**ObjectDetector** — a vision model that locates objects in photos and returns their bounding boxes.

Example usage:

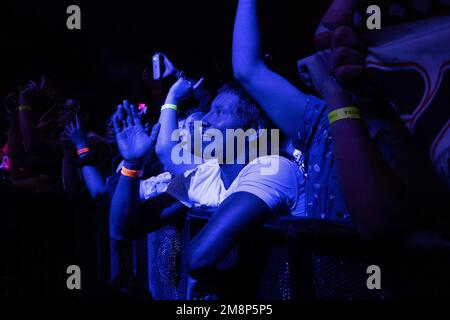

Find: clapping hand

[64,115,88,149]
[113,100,160,165]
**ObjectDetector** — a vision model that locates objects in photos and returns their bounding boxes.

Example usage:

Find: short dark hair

[218,81,273,130]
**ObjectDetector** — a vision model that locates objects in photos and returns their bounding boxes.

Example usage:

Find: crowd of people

[1,0,449,300]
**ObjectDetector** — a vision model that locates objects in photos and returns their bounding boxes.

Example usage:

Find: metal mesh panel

[147,224,182,300]
[312,254,386,300]
[256,244,293,300]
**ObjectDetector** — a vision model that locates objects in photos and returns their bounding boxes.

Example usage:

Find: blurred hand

[19,81,38,105]
[314,0,357,49]
[37,104,59,131]
[167,77,204,104]
[157,52,179,78]
[298,51,352,109]
[4,92,18,114]
[63,115,88,149]
[39,76,57,99]
[113,100,160,164]
[329,26,366,82]
[314,0,366,83]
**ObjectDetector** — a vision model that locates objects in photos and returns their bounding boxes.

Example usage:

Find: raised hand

[19,81,38,105]
[298,51,352,109]
[113,100,161,164]
[314,0,357,49]
[314,0,366,83]
[64,115,88,149]
[4,92,18,114]
[166,76,205,104]
[39,76,57,99]
[157,52,179,79]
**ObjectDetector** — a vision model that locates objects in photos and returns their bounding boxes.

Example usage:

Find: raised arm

[155,76,203,176]
[64,119,109,200]
[18,80,64,155]
[109,100,160,240]
[18,81,42,153]
[303,51,444,238]
[232,0,310,139]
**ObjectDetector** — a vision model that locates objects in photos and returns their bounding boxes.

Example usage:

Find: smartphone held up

[152,53,164,80]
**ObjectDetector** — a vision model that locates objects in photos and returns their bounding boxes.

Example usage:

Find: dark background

[1,0,328,133]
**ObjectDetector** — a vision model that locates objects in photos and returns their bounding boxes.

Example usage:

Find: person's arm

[7,111,26,177]
[305,51,434,238]
[8,106,57,190]
[232,0,311,139]
[314,0,357,49]
[18,81,41,153]
[61,143,83,198]
[18,81,63,155]
[185,192,271,279]
[80,166,108,200]
[64,118,109,200]
[109,100,161,241]
[155,77,203,176]
[110,164,143,241]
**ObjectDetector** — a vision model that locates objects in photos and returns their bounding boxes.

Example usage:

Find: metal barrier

[182,210,450,300]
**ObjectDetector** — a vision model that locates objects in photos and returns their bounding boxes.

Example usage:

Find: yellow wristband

[161,104,178,112]
[328,107,361,124]
[121,166,142,178]
[18,105,32,112]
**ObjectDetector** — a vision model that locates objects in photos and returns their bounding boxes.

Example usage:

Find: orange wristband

[121,166,142,178]
[77,147,90,157]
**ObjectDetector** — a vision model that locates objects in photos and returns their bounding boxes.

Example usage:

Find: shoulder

[234,155,303,213]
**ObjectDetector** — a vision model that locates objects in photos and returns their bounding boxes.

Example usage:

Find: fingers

[192,78,205,91]
[117,104,128,129]
[28,80,38,91]
[22,84,34,92]
[297,57,313,87]
[64,121,75,135]
[314,31,333,51]
[333,65,365,82]
[75,114,80,129]
[40,76,46,90]
[159,52,172,67]
[148,122,161,143]
[122,100,134,126]
[332,46,365,68]
[157,52,167,61]
[320,0,357,30]
[113,113,122,136]
[130,104,140,125]
[332,26,366,51]
[330,26,366,82]
[315,0,367,83]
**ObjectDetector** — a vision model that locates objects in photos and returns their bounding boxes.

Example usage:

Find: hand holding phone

[152,53,164,80]
[152,52,180,80]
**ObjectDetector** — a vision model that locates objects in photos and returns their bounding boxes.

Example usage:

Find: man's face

[197,92,247,160]
[201,92,246,136]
